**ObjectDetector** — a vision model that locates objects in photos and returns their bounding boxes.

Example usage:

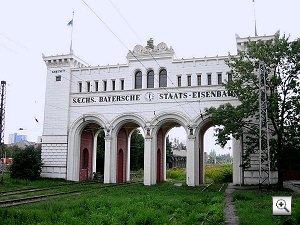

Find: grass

[0,182,225,225]
[2,168,300,225]
[166,167,186,183]
[0,172,72,191]
[205,164,232,183]
[233,189,300,225]
[166,164,233,184]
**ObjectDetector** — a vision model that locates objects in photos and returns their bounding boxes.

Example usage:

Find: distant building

[171,149,186,168]
[8,133,27,144]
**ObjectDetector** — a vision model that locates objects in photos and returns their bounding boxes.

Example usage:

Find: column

[232,137,242,185]
[92,134,98,175]
[126,135,131,182]
[104,136,112,183]
[186,135,198,186]
[144,137,153,185]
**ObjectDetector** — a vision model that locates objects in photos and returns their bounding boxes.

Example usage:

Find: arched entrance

[197,121,232,184]
[152,114,189,184]
[79,123,104,181]
[115,121,145,183]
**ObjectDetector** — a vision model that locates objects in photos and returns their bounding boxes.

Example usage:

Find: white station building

[41,35,277,186]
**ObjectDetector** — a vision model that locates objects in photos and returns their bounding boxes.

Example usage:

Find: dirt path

[224,183,239,225]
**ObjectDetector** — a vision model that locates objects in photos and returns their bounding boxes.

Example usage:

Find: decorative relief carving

[133,45,143,53]
[129,41,174,58]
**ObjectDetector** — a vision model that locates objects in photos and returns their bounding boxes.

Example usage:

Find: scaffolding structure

[0,81,6,146]
[0,81,6,182]
[258,64,271,187]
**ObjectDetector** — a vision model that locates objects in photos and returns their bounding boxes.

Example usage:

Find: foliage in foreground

[167,164,233,184]
[206,33,300,188]
[205,164,232,183]
[0,172,70,191]
[233,190,300,225]
[0,183,225,225]
[10,146,43,180]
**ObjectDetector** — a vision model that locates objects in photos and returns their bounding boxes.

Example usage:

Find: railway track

[0,182,142,208]
[201,183,226,192]
[0,180,101,196]
[0,182,224,208]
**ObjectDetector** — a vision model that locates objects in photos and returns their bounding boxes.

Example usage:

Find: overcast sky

[1,0,299,154]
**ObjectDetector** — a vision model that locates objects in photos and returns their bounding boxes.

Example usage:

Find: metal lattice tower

[258,64,271,187]
[0,81,6,183]
[0,81,6,146]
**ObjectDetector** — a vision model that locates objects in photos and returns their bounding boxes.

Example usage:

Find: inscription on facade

[71,90,235,105]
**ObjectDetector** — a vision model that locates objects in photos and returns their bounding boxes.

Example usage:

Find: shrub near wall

[205,164,232,183]
[166,167,186,182]
[166,164,233,183]
[10,146,43,180]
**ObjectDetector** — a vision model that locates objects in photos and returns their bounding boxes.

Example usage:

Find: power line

[105,0,200,115]
[80,0,196,118]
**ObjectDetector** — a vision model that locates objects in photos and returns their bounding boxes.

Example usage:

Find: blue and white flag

[67,19,73,26]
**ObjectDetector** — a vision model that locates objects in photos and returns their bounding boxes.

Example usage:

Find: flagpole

[252,0,258,36]
[69,11,74,53]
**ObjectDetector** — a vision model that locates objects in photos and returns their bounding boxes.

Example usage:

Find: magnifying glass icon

[276,199,290,213]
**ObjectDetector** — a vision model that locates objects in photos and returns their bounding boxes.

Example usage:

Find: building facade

[41,35,278,185]
[8,133,27,144]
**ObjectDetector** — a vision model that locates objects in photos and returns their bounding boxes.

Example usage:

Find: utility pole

[258,64,271,188]
[0,81,7,183]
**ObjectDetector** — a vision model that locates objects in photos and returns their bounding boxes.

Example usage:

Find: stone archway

[67,115,107,181]
[112,115,146,184]
[197,119,213,184]
[150,113,190,185]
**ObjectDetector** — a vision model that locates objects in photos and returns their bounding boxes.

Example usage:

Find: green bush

[166,167,186,182]
[167,165,233,183]
[205,164,232,183]
[10,146,43,180]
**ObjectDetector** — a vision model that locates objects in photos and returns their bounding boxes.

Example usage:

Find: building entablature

[42,53,88,68]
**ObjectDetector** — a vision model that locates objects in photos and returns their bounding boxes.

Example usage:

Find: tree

[96,130,105,174]
[208,149,217,164]
[166,136,173,168]
[206,33,300,189]
[130,129,144,171]
[146,38,154,50]
[10,145,43,180]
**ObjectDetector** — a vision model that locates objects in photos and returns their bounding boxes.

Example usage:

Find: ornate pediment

[127,39,174,60]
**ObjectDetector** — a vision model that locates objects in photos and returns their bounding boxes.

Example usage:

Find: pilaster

[186,134,198,186]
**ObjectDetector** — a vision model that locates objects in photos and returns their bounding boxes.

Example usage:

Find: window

[159,69,167,87]
[103,80,107,91]
[147,70,154,88]
[112,80,116,91]
[217,73,222,85]
[78,82,82,92]
[187,75,191,86]
[87,81,91,92]
[95,81,99,92]
[120,79,124,90]
[227,72,232,82]
[207,73,212,85]
[197,74,201,86]
[135,71,142,89]
[55,75,61,81]
[177,75,182,87]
